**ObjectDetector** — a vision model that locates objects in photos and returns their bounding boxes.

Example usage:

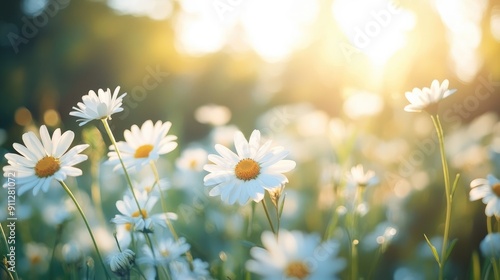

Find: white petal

[54,131,75,158]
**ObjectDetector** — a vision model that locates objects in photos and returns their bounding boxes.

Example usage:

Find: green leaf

[445,238,458,262]
[240,240,259,248]
[451,173,461,199]
[424,234,441,265]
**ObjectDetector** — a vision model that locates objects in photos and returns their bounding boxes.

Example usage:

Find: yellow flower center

[30,255,42,265]
[131,209,148,218]
[160,249,170,257]
[125,223,133,231]
[493,183,500,197]
[34,156,60,178]
[235,158,260,181]
[134,144,154,158]
[285,261,310,279]
[189,159,198,170]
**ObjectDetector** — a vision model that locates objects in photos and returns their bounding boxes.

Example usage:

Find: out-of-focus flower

[70,86,126,126]
[209,125,239,148]
[138,237,190,279]
[170,258,212,280]
[470,174,500,217]
[343,90,384,120]
[404,79,456,113]
[133,176,170,195]
[480,233,500,258]
[246,230,345,280]
[346,164,378,188]
[107,120,177,173]
[62,241,82,264]
[23,242,50,273]
[2,125,89,195]
[139,237,190,265]
[111,191,177,232]
[393,266,425,280]
[108,249,135,277]
[176,147,208,172]
[195,104,231,126]
[362,222,398,251]
[203,129,296,205]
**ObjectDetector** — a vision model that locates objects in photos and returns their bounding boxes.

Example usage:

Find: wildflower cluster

[2,79,500,280]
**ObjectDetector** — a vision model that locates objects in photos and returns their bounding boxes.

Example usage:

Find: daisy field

[1,1,500,279]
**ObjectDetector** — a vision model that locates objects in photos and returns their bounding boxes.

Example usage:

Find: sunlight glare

[332,0,416,67]
[491,6,500,42]
[434,0,488,82]
[107,0,173,20]
[241,0,318,62]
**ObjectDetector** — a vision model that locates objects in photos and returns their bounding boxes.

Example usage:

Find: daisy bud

[108,249,135,277]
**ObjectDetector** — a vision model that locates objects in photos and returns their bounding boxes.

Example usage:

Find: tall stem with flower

[203,130,296,238]
[404,79,460,280]
[2,125,111,279]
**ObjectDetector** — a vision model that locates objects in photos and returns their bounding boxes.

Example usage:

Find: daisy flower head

[107,120,178,173]
[347,164,378,188]
[170,258,212,280]
[111,191,177,232]
[203,129,296,205]
[470,174,500,217]
[246,230,346,280]
[138,237,191,279]
[138,237,190,266]
[404,79,456,114]
[3,125,89,196]
[176,147,208,172]
[70,86,126,126]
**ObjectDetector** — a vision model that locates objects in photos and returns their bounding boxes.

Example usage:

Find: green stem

[431,115,452,280]
[261,199,276,235]
[101,119,143,216]
[58,180,110,280]
[351,239,359,280]
[488,216,500,280]
[144,233,161,280]
[150,162,194,268]
[0,224,17,280]
[90,155,106,226]
[101,120,159,278]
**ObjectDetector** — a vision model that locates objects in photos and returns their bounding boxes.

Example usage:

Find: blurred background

[1,0,500,279]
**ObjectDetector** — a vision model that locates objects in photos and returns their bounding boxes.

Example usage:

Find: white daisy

[61,241,82,264]
[107,120,178,173]
[169,258,212,280]
[470,174,500,217]
[133,176,170,195]
[246,230,346,280]
[23,242,50,273]
[176,147,208,172]
[346,164,378,188]
[69,86,126,126]
[138,237,190,279]
[111,191,177,232]
[203,130,296,205]
[138,237,190,265]
[404,79,456,113]
[2,125,89,196]
[108,249,135,277]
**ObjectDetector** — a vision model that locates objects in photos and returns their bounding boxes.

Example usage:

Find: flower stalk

[58,180,110,280]
[430,114,455,280]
